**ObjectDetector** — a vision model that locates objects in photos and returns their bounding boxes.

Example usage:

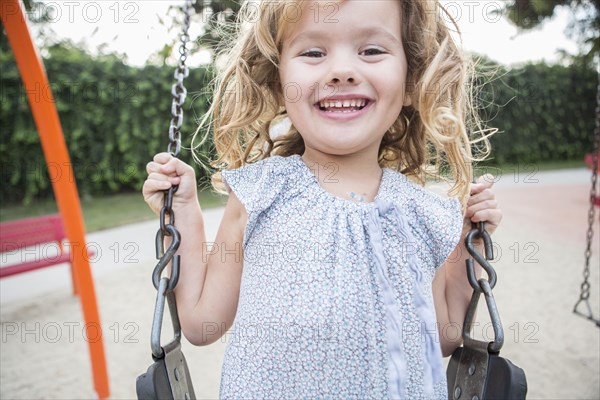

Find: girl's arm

[432,175,502,356]
[143,153,247,346]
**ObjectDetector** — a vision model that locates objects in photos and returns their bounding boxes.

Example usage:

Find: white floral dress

[220,155,462,399]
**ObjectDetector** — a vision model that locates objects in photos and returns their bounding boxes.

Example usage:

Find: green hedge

[477,59,596,165]
[1,43,212,204]
[0,43,596,204]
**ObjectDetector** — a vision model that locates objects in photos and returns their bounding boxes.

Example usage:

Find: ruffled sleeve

[405,182,464,270]
[220,156,296,247]
[386,173,463,271]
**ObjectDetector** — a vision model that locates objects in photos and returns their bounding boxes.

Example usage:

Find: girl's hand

[143,152,198,216]
[464,174,502,235]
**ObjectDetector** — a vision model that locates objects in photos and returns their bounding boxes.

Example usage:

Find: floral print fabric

[220,155,462,399]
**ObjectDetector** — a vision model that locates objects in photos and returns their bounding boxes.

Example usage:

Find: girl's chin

[302,137,381,157]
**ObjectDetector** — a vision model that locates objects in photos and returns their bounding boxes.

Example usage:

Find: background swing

[572,80,600,328]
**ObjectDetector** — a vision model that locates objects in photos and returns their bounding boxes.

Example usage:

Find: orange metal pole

[1,1,110,398]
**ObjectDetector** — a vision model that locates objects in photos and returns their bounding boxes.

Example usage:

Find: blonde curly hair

[193,0,492,206]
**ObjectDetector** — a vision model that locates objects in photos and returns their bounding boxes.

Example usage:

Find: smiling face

[279,0,409,161]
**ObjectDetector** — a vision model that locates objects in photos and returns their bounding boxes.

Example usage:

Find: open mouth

[317,99,369,113]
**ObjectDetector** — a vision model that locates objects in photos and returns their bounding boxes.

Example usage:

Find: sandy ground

[1,168,599,399]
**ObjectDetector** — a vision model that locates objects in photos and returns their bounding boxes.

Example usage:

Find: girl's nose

[325,54,359,85]
[329,76,355,84]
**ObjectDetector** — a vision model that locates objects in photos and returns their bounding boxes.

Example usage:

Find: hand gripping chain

[137,2,196,399]
[446,179,527,400]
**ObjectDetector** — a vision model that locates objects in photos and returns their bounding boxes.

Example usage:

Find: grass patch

[0,189,227,232]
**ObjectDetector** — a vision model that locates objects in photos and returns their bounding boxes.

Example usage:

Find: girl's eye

[300,49,325,58]
[360,47,386,56]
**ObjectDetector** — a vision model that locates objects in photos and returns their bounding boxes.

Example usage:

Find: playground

[1,0,599,398]
[1,168,599,399]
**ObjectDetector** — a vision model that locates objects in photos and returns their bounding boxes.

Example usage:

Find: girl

[143,0,501,398]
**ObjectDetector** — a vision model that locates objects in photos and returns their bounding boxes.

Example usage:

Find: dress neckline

[290,154,389,208]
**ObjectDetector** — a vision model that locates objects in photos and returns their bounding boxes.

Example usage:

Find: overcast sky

[26,0,581,67]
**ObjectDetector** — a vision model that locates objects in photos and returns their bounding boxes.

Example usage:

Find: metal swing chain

[140,3,197,399]
[447,183,510,400]
[573,79,600,327]
[151,0,194,357]
[463,199,504,354]
[167,0,193,159]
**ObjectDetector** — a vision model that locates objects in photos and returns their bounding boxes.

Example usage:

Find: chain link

[167,0,193,158]
[159,0,193,240]
[143,3,196,397]
[461,178,505,350]
[573,76,600,327]
[151,0,193,326]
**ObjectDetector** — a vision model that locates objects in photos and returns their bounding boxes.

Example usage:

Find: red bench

[0,214,94,293]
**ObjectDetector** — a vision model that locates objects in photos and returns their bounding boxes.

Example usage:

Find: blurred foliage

[0,0,63,52]
[1,41,596,204]
[156,0,242,65]
[1,0,596,204]
[474,55,596,165]
[1,0,44,53]
[163,1,599,61]
[506,0,570,28]
[1,41,214,204]
[503,0,600,57]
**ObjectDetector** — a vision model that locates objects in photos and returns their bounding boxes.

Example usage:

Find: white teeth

[318,99,367,110]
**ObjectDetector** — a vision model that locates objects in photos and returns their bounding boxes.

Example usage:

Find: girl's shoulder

[221,155,305,214]
[221,155,300,193]
[382,170,461,214]
[383,170,463,268]
[222,155,296,181]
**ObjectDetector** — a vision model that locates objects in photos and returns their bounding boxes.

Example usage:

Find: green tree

[1,0,52,53]
[504,0,599,57]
